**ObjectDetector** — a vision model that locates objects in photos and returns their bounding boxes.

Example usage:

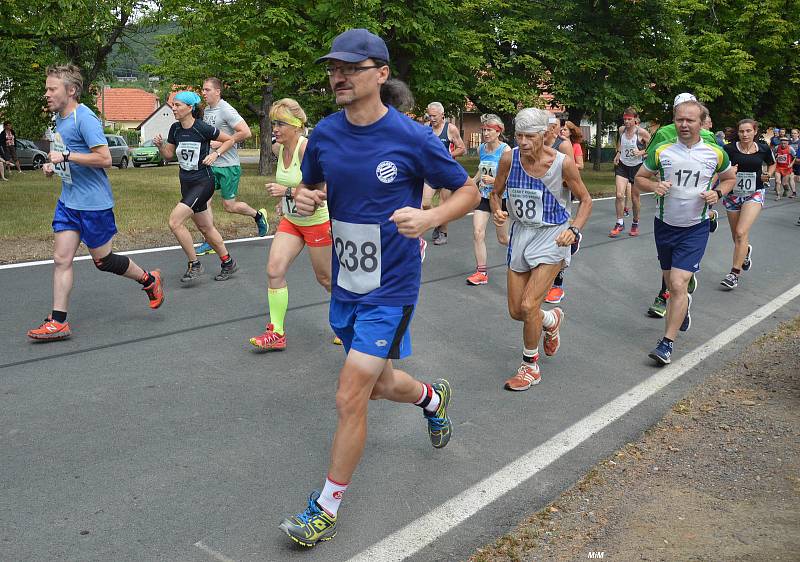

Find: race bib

[507,187,543,226]
[177,141,201,171]
[281,192,298,216]
[776,153,787,164]
[331,220,381,294]
[51,135,72,184]
[734,171,757,196]
[666,167,706,200]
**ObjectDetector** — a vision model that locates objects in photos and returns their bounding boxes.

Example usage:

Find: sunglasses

[271,120,294,128]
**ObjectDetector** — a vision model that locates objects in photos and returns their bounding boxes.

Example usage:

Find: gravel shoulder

[470,317,800,562]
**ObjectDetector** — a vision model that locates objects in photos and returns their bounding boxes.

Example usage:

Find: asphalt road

[2,196,799,561]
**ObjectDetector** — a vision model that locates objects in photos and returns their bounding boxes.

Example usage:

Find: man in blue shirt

[28,64,164,341]
[279,29,479,548]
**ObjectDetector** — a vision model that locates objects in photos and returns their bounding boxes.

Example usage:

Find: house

[137,92,178,144]
[95,87,158,130]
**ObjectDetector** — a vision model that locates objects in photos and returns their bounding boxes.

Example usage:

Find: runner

[28,64,164,341]
[0,122,23,174]
[545,120,585,304]
[466,113,511,285]
[635,99,735,365]
[791,129,800,198]
[644,93,716,318]
[249,98,338,350]
[773,136,796,199]
[421,101,466,245]
[610,108,650,237]
[154,91,239,283]
[278,29,479,548]
[719,119,775,290]
[490,107,592,391]
[194,77,268,256]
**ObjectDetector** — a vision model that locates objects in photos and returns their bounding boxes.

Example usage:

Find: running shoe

[687,274,698,295]
[790,192,797,199]
[648,338,673,366]
[27,316,71,341]
[180,261,204,283]
[629,222,640,237]
[680,293,692,332]
[543,307,564,356]
[647,293,668,318]
[570,232,582,255]
[720,272,738,290]
[214,259,239,281]
[433,232,448,245]
[419,238,427,263]
[742,244,752,271]
[545,286,564,304]
[624,207,630,217]
[432,226,441,242]
[796,216,800,226]
[332,335,342,345]
[608,223,624,238]
[708,209,719,233]
[466,271,488,285]
[424,379,452,448]
[256,208,269,237]
[195,241,215,255]
[142,269,164,309]
[250,324,286,350]
[504,362,541,391]
[279,491,337,547]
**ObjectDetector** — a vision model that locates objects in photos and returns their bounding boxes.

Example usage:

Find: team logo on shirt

[376,161,398,183]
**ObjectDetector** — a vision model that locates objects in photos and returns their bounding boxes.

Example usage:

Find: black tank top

[551,137,563,150]
[436,121,450,151]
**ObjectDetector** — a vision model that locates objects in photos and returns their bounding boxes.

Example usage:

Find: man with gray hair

[422,101,466,245]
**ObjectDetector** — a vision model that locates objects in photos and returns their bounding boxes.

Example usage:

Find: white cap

[515,108,551,134]
[673,92,697,107]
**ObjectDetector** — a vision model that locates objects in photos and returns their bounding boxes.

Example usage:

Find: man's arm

[448,123,466,158]
[391,177,479,237]
[231,120,252,143]
[634,165,670,195]
[490,151,512,226]
[48,144,111,168]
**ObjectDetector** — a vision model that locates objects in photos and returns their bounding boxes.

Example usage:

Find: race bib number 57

[331,220,381,294]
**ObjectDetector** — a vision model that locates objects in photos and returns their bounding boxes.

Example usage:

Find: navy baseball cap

[316,28,390,64]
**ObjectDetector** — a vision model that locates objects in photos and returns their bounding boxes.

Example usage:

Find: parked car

[13,139,48,169]
[104,134,130,169]
[130,139,169,167]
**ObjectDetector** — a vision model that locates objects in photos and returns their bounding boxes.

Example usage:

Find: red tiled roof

[96,88,158,122]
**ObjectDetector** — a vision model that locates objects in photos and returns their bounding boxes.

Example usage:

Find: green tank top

[276,137,329,226]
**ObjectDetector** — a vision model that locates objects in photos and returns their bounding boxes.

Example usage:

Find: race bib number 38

[331,220,381,294]
[177,141,201,171]
[507,187,543,226]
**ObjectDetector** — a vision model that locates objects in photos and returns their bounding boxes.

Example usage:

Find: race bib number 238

[331,220,381,294]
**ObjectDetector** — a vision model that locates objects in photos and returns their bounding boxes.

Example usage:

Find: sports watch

[62,149,70,162]
[568,226,580,237]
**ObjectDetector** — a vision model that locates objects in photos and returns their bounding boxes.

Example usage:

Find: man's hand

[700,189,721,205]
[48,151,64,164]
[481,175,495,186]
[42,162,54,177]
[266,182,288,197]
[390,207,434,238]
[653,179,672,196]
[493,208,509,227]
[555,229,577,247]
[293,186,326,216]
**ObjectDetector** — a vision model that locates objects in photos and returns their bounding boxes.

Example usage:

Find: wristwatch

[286,186,292,198]
[712,188,723,199]
[62,149,70,162]
[568,226,580,237]
[214,150,222,157]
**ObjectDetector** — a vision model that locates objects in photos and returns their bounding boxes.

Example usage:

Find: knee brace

[93,252,130,275]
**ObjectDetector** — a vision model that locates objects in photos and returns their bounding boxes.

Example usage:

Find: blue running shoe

[680,293,692,332]
[424,379,452,448]
[648,338,673,366]
[195,241,215,256]
[256,208,269,237]
[279,491,337,547]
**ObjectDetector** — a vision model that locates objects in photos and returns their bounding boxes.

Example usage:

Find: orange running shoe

[27,317,71,341]
[544,286,564,304]
[250,324,286,351]
[466,271,488,285]
[142,270,164,309]
[504,361,541,391]
[543,307,564,356]
[608,223,624,237]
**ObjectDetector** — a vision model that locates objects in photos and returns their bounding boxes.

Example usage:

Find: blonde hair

[269,98,306,125]
[46,64,84,100]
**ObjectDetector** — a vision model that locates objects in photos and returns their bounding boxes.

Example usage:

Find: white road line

[348,282,800,562]
[194,540,237,562]
[0,194,639,271]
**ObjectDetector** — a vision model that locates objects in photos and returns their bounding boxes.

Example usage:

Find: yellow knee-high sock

[268,286,288,335]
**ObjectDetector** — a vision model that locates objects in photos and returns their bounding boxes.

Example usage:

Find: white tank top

[620,129,643,166]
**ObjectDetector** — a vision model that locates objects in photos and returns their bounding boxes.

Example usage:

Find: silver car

[104,134,130,169]
[12,139,48,169]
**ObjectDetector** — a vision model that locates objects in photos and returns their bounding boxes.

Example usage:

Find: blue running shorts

[52,199,117,249]
[329,297,415,360]
[653,217,710,273]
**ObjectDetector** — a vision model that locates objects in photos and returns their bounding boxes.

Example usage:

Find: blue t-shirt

[302,106,468,306]
[53,104,114,211]
[477,142,508,198]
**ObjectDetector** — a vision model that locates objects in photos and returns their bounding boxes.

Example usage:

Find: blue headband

[175,91,201,107]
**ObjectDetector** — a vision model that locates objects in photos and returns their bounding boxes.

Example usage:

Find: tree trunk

[593,106,603,172]
[258,82,274,176]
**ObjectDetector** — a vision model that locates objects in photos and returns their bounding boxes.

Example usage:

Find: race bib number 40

[734,171,757,196]
[177,141,201,171]
[51,135,72,184]
[331,220,381,294]
[507,187,543,226]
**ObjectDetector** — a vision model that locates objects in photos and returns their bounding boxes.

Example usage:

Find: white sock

[317,476,348,517]
[616,219,624,226]
[541,309,557,329]
[415,383,441,414]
